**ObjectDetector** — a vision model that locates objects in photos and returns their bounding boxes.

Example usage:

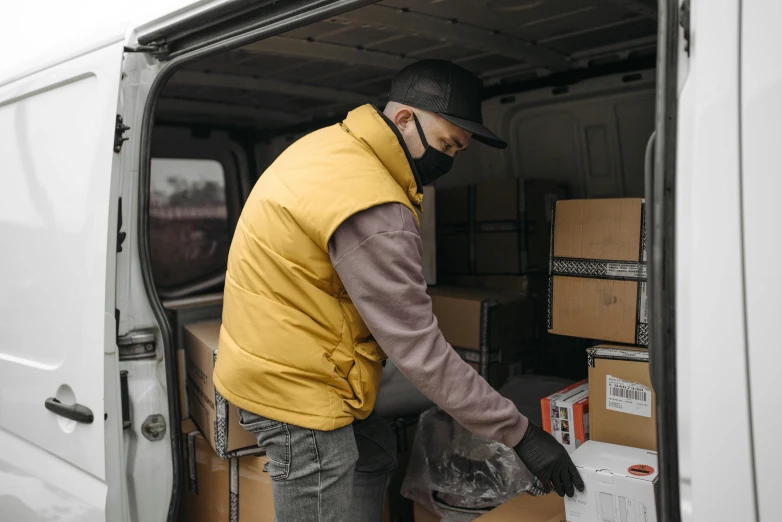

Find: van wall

[253,70,655,197]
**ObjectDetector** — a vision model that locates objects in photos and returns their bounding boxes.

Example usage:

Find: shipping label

[606,375,652,418]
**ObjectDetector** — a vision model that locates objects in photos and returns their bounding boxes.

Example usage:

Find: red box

[540,380,589,453]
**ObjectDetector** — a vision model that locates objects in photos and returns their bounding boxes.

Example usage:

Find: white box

[565,441,658,522]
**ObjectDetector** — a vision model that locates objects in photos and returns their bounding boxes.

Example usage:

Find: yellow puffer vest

[213,105,423,431]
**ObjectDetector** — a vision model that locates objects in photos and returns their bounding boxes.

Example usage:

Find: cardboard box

[565,441,658,522]
[181,419,230,522]
[428,286,535,387]
[238,453,276,522]
[474,179,568,273]
[184,321,259,458]
[414,502,440,522]
[180,420,272,522]
[547,199,648,346]
[541,380,589,453]
[436,180,568,276]
[587,346,656,451]
[475,493,565,521]
[164,294,224,420]
[417,185,437,285]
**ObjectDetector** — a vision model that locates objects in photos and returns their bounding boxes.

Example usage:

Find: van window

[150,158,230,289]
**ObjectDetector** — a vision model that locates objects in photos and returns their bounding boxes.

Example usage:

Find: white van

[0,0,778,521]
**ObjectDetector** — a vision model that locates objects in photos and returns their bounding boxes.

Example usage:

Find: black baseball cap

[388,59,507,149]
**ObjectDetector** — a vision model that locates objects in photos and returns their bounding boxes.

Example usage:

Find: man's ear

[393,108,414,132]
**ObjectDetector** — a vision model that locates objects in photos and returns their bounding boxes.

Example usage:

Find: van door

[0,42,124,520]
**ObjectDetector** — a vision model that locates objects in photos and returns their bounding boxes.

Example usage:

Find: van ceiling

[157,0,657,134]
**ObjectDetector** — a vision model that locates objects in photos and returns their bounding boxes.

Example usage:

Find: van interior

[135,0,663,520]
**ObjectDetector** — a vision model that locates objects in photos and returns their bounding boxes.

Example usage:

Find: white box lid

[571,441,659,482]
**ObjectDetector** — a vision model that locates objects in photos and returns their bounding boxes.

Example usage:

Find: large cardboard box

[428,286,535,387]
[587,346,656,451]
[547,199,648,346]
[541,380,589,453]
[475,179,568,273]
[436,180,568,277]
[180,420,273,522]
[181,419,231,522]
[565,441,658,522]
[184,321,259,458]
[164,294,224,420]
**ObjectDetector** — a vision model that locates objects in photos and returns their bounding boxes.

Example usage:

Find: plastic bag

[401,408,546,521]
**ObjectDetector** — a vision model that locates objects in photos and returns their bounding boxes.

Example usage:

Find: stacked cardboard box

[180,419,274,522]
[547,198,648,346]
[428,286,536,388]
[436,179,568,278]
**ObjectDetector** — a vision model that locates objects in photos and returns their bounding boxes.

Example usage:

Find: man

[213,60,583,521]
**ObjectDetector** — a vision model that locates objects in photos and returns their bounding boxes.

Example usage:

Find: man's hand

[514,423,585,497]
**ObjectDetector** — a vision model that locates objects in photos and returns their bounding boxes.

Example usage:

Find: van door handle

[45,397,95,424]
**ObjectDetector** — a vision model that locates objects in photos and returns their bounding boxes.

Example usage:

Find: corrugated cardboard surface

[548,199,645,345]
[184,321,258,456]
[414,502,440,522]
[428,286,533,387]
[238,454,275,521]
[474,493,565,521]
[180,420,230,522]
[180,420,275,522]
[588,345,657,451]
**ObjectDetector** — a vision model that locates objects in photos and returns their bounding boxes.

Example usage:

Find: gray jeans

[238,409,398,522]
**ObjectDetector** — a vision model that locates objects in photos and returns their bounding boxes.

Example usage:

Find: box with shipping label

[541,380,589,453]
[565,441,658,522]
[547,198,648,346]
[180,420,272,522]
[587,346,656,451]
[184,321,260,458]
[428,286,535,388]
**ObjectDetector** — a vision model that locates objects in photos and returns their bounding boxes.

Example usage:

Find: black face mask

[412,115,453,185]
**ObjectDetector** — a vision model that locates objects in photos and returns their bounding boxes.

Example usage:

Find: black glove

[514,423,585,497]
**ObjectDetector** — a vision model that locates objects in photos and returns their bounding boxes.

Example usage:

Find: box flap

[544,380,588,405]
[182,418,198,434]
[587,345,648,367]
[571,441,658,482]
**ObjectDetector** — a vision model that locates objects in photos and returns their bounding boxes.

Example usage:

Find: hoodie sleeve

[329,203,528,448]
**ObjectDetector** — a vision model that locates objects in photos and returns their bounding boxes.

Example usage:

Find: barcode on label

[610,386,647,402]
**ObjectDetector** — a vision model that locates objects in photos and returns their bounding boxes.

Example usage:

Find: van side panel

[0,42,124,520]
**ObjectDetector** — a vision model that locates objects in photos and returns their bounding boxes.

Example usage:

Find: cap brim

[440,113,507,149]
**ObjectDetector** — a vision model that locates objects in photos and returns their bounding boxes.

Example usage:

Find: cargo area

[145,1,660,520]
